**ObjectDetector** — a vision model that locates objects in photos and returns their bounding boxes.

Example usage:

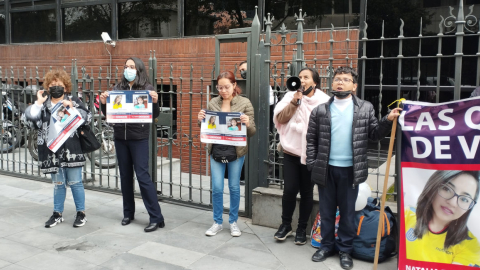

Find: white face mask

[124,68,137,82]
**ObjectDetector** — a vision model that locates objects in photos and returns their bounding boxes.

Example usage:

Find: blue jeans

[51,167,85,213]
[210,155,245,224]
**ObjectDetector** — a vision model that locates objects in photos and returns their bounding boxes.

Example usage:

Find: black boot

[294,227,307,245]
[339,251,353,269]
[274,224,292,241]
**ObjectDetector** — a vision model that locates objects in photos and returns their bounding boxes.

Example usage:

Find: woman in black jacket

[100,57,164,232]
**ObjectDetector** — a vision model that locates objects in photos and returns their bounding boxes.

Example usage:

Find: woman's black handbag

[78,125,101,153]
[211,144,237,163]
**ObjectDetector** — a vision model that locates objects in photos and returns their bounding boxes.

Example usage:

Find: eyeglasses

[216,84,234,92]
[124,65,136,70]
[437,184,477,211]
[333,77,354,84]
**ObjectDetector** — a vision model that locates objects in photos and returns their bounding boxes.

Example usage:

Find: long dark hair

[116,57,151,90]
[299,67,320,89]
[414,170,479,250]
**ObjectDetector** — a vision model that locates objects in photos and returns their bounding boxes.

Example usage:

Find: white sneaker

[205,223,223,236]
[230,222,242,237]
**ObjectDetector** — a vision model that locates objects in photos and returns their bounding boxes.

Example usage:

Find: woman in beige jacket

[197,71,256,237]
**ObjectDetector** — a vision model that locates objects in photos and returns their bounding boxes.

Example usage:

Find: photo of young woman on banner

[402,169,480,266]
[399,97,480,269]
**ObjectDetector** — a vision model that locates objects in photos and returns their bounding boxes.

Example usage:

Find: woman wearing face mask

[24,69,92,228]
[405,170,480,265]
[99,57,164,233]
[272,67,330,244]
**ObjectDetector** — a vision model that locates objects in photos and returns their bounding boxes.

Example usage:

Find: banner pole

[373,110,399,270]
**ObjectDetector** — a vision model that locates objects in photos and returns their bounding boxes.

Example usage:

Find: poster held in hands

[47,103,84,153]
[106,90,152,123]
[200,110,246,146]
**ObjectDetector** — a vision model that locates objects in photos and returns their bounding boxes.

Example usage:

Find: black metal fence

[261,0,479,202]
[0,0,478,216]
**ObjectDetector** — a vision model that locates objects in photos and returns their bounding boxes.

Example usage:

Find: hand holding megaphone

[286,76,313,106]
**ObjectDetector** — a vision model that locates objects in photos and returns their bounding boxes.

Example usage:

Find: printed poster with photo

[200,110,247,146]
[398,97,480,270]
[106,90,152,123]
[47,103,84,153]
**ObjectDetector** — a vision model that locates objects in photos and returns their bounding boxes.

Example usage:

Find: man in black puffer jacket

[306,67,401,269]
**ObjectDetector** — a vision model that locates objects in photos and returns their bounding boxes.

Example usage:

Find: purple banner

[399,97,480,165]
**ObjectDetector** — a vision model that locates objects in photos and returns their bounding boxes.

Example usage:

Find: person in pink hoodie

[273,67,330,244]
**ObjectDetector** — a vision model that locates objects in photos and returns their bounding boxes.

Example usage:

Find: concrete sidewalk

[0,175,397,270]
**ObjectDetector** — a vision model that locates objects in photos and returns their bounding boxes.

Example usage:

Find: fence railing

[0,61,257,215]
[0,0,478,215]
[260,0,479,204]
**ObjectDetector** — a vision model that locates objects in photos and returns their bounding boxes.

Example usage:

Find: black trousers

[281,153,314,229]
[318,165,358,254]
[115,139,164,223]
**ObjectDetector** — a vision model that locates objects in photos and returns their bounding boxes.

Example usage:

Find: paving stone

[16,251,98,270]
[0,221,29,238]
[0,210,47,228]
[6,229,73,251]
[129,242,205,268]
[0,239,44,263]
[224,233,270,252]
[0,264,30,270]
[77,230,146,252]
[0,174,395,270]
[159,203,206,221]
[321,255,396,270]
[209,243,282,270]
[84,204,124,221]
[52,239,120,265]
[0,259,11,268]
[246,222,278,239]
[10,204,52,216]
[172,221,233,242]
[152,230,226,254]
[0,185,30,199]
[101,253,184,270]
[264,241,329,270]
[188,255,271,270]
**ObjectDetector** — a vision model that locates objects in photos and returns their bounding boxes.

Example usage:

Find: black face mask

[240,70,247,79]
[331,90,352,99]
[302,86,314,96]
[49,86,65,99]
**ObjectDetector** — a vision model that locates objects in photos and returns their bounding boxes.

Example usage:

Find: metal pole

[436,17,444,103]
[295,10,305,74]
[453,0,465,100]
[5,0,10,44]
[56,0,61,42]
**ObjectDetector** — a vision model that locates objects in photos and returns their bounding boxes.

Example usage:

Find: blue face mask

[124,68,137,82]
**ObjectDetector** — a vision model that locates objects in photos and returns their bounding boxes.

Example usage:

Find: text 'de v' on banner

[399,97,480,270]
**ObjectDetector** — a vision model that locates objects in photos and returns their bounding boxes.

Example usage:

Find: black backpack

[352,198,397,262]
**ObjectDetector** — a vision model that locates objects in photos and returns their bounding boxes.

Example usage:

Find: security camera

[101,32,116,47]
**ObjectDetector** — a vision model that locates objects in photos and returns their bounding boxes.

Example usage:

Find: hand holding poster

[399,97,480,269]
[47,103,84,153]
[106,90,153,123]
[200,110,247,146]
